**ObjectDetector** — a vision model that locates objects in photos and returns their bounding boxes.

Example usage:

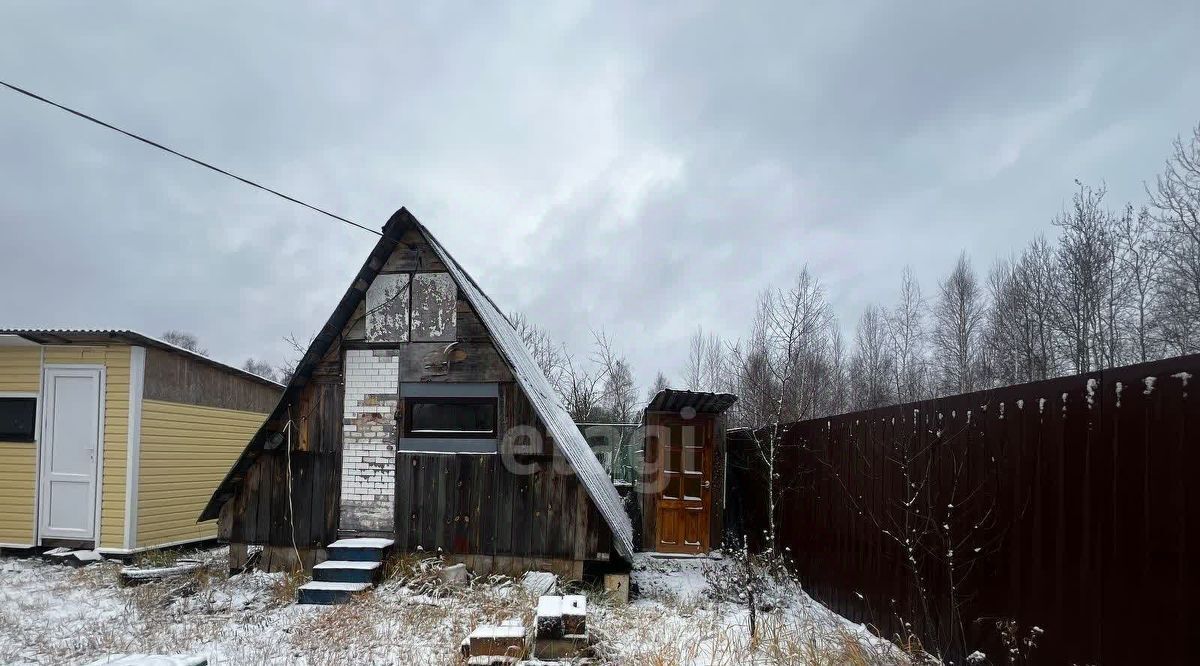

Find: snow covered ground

[0,547,906,665]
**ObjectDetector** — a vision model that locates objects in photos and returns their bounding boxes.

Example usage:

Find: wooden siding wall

[144,347,279,413]
[137,400,267,547]
[216,225,616,571]
[392,382,612,567]
[218,357,344,549]
[0,346,41,544]
[43,345,130,549]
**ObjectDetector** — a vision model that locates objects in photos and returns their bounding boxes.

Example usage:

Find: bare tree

[851,304,896,410]
[161,330,207,355]
[646,370,670,405]
[931,253,986,395]
[593,331,638,423]
[559,352,604,422]
[886,267,928,403]
[511,311,568,390]
[1117,206,1165,362]
[683,327,726,392]
[276,332,314,385]
[1050,182,1128,372]
[826,325,850,416]
[728,267,833,548]
[242,358,277,382]
[1148,124,1200,354]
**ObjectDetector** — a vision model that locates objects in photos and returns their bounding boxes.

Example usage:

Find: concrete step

[297,580,371,605]
[313,559,382,585]
[326,537,394,563]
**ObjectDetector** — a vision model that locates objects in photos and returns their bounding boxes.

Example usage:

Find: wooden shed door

[654,417,712,554]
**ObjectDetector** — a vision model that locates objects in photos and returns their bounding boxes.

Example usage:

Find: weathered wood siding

[215,220,617,572]
[143,347,279,413]
[43,345,131,549]
[392,382,612,567]
[136,400,267,547]
[218,356,344,548]
[0,346,41,545]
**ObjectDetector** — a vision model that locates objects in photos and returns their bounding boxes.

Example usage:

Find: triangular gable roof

[201,208,633,561]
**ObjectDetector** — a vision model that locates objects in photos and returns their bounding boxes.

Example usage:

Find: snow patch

[1144,376,1156,395]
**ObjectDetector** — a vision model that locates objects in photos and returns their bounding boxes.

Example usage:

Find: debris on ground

[119,560,206,586]
[521,570,556,597]
[44,547,104,567]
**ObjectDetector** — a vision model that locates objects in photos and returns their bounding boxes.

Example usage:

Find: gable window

[0,397,37,442]
[404,397,496,438]
[398,382,499,453]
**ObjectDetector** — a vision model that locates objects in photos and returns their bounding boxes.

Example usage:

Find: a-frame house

[201,208,633,581]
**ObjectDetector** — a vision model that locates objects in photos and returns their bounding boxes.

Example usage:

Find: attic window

[404,397,497,438]
[0,397,37,442]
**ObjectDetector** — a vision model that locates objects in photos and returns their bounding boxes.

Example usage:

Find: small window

[0,397,37,442]
[403,397,497,439]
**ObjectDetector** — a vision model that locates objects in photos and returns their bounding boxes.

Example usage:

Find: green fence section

[576,422,642,486]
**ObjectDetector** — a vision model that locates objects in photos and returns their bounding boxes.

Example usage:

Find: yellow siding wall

[137,400,266,547]
[0,347,41,544]
[43,345,131,549]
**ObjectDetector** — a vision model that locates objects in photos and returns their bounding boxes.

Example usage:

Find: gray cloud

[2,1,1198,390]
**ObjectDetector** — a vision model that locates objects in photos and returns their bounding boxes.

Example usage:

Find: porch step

[297,580,371,605]
[297,538,393,605]
[326,537,394,562]
[313,560,382,585]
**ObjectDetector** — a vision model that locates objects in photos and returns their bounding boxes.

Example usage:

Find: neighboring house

[201,208,634,579]
[0,330,281,554]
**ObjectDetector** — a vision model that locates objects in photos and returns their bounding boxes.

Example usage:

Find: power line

[0,79,381,237]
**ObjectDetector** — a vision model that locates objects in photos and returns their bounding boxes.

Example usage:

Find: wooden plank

[492,453,515,556]
[394,453,414,553]
[512,461,534,558]
[452,454,472,553]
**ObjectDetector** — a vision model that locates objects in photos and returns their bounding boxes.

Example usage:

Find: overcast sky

[2,2,1199,392]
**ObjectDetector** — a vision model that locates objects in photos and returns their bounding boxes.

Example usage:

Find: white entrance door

[39,366,103,541]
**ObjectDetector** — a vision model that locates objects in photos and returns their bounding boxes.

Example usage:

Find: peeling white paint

[411,272,457,342]
[366,273,411,343]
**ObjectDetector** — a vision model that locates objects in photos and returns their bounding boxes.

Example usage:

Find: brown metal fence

[727,354,1199,664]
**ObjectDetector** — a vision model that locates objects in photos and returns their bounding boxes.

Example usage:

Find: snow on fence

[727,353,1199,665]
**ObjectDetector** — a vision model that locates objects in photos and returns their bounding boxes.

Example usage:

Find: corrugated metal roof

[0,328,283,388]
[646,388,738,415]
[420,219,635,561]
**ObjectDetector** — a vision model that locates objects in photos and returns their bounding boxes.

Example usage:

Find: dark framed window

[0,397,37,442]
[403,396,497,439]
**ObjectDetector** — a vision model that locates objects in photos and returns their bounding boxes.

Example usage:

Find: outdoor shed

[639,389,737,555]
[201,208,634,579]
[0,330,281,554]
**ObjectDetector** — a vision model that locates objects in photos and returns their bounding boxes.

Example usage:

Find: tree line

[691,123,1200,427]
[521,123,1200,429]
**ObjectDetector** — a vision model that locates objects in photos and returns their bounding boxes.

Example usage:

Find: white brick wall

[339,349,400,532]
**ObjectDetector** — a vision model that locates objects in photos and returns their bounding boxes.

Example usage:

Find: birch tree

[1148,124,1200,354]
[931,253,986,395]
[728,267,833,549]
[887,267,928,403]
[851,304,895,409]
